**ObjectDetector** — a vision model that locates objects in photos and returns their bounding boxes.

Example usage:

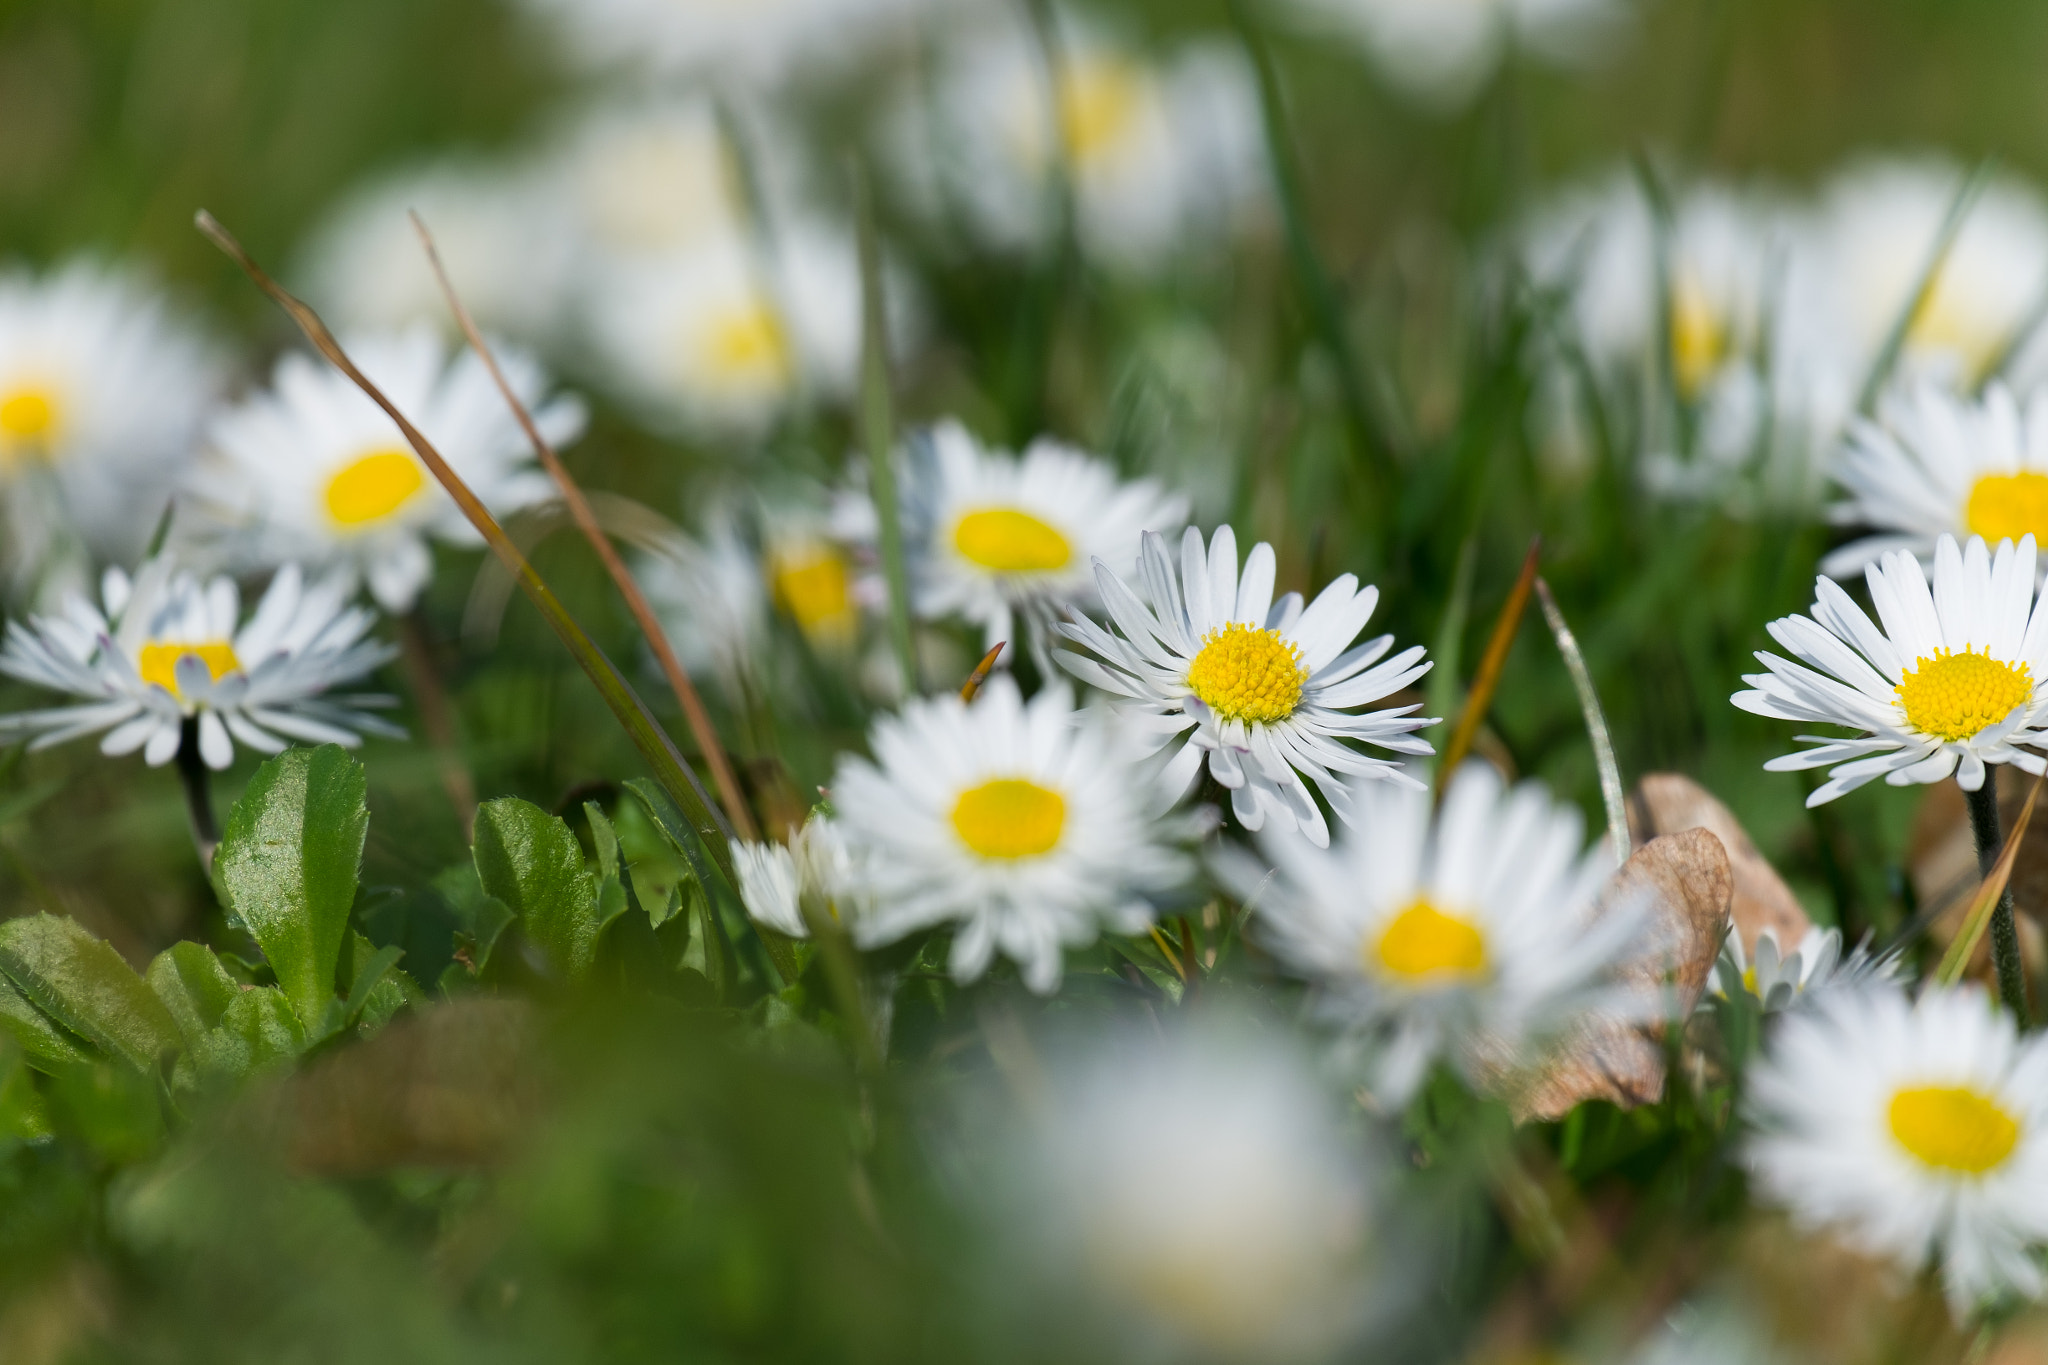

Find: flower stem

[1963,780,2030,1023]
[175,718,219,872]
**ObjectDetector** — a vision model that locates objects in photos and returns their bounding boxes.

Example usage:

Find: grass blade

[1855,158,1993,415]
[195,210,740,886]
[410,212,757,842]
[851,162,920,694]
[1535,578,1629,868]
[1437,536,1540,793]
[1938,772,2045,990]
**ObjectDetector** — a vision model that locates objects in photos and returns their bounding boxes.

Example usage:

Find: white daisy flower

[0,259,224,585]
[1748,982,2048,1313]
[1273,0,1627,109]
[889,16,1262,267]
[731,814,869,940]
[1054,524,1435,849]
[192,325,581,613]
[880,420,1188,654]
[514,0,939,86]
[1216,761,1634,1101]
[296,158,578,343]
[0,555,399,771]
[1806,157,2048,392]
[830,674,1191,994]
[1709,924,1842,1014]
[1826,383,2048,580]
[1733,533,2048,805]
[553,100,750,264]
[638,521,769,700]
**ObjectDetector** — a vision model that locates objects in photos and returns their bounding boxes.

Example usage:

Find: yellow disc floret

[770,545,855,638]
[1895,647,2033,742]
[0,385,59,451]
[707,302,792,386]
[1057,58,1142,166]
[1186,623,1307,725]
[325,449,426,528]
[1965,471,2048,550]
[952,508,1073,573]
[137,640,241,699]
[950,778,1067,860]
[1371,899,1489,984]
[1888,1084,2020,1175]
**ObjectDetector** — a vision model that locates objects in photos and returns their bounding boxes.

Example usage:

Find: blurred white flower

[1276,0,1628,108]
[192,325,580,613]
[1056,525,1434,848]
[1001,1018,1377,1359]
[731,814,869,939]
[1827,383,2048,580]
[296,159,578,344]
[1807,157,2048,392]
[0,556,398,770]
[1749,982,2048,1315]
[515,0,943,86]
[553,101,750,263]
[831,674,1190,993]
[638,520,770,696]
[1217,760,1635,1100]
[0,260,224,589]
[1734,535,2048,805]
[889,14,1262,266]
[1709,924,1841,1014]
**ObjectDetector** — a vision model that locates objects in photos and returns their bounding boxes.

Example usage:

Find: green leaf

[473,798,603,981]
[585,801,622,882]
[0,1040,52,1143]
[336,935,404,1033]
[432,863,513,977]
[0,971,97,1073]
[0,914,179,1071]
[212,745,368,1028]
[146,942,240,1048]
[186,987,306,1084]
[625,778,795,987]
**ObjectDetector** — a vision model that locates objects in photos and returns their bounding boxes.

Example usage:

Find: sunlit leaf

[473,797,605,981]
[0,914,179,1072]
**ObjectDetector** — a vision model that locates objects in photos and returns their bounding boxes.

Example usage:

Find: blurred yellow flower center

[1187,623,1307,724]
[950,778,1066,859]
[1372,899,1489,982]
[325,449,425,527]
[1965,471,2048,548]
[707,303,791,384]
[0,385,59,449]
[1669,275,1727,398]
[1888,1084,2019,1174]
[1910,271,2002,381]
[952,508,1072,573]
[770,546,854,635]
[137,640,241,698]
[1895,647,2032,742]
[1057,60,1142,166]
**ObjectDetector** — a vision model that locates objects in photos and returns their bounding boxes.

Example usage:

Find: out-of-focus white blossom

[1276,0,1630,109]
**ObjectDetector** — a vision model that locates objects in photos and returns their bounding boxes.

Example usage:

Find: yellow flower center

[1910,270,2003,381]
[1895,647,2033,743]
[770,546,854,636]
[952,507,1073,574]
[137,640,241,699]
[1669,274,1727,399]
[1888,1084,2020,1175]
[1186,623,1307,725]
[1965,471,2048,549]
[0,385,59,451]
[1372,898,1489,983]
[950,778,1067,860]
[1058,59,1142,165]
[324,448,426,528]
[705,302,791,385]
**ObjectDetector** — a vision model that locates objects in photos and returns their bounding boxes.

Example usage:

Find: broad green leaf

[0,914,179,1071]
[187,987,306,1083]
[212,745,368,1028]
[473,798,604,981]
[433,863,513,976]
[0,970,97,1073]
[585,801,622,881]
[335,933,404,1033]
[146,942,240,1048]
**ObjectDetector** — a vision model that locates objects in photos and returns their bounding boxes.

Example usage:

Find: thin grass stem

[1535,578,1629,868]
[851,162,920,695]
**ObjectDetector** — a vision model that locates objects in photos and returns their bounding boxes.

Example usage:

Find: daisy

[1709,924,1842,1014]
[1805,157,2048,391]
[1826,383,2048,580]
[731,814,869,939]
[0,555,399,770]
[830,674,1191,993]
[884,420,1187,654]
[0,259,223,584]
[638,521,769,701]
[514,0,939,86]
[888,16,1261,267]
[1748,982,2048,1313]
[296,157,578,343]
[1216,761,1633,1101]
[192,325,580,613]
[1054,525,1435,848]
[1273,0,1627,109]
[1732,534,2048,805]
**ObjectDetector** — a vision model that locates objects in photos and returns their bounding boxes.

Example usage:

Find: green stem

[1964,781,2030,1023]
[174,718,220,872]
[850,163,919,695]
